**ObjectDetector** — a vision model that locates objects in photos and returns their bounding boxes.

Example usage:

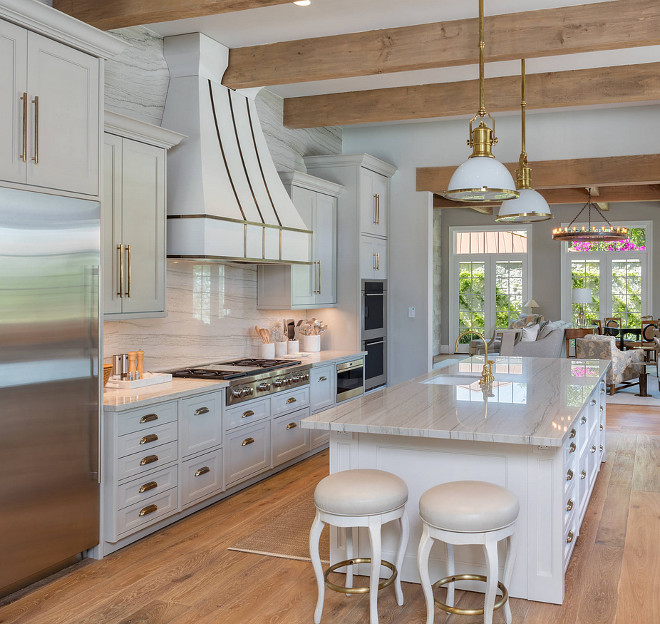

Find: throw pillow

[537,320,550,339]
[522,324,540,342]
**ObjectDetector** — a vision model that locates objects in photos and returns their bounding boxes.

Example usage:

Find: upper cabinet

[103,112,185,318]
[360,168,389,239]
[0,5,126,197]
[258,172,343,310]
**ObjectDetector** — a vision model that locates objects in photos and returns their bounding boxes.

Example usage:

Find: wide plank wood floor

[0,404,657,624]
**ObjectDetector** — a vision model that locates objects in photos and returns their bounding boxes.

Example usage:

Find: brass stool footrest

[324,558,397,595]
[431,574,508,616]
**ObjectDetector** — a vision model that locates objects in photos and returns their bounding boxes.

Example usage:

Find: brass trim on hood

[167,213,313,235]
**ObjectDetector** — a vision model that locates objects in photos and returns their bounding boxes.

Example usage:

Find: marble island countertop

[301,356,610,447]
[278,350,366,366]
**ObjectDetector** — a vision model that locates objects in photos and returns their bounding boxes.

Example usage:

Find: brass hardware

[580,470,587,480]
[373,194,378,224]
[139,454,158,466]
[139,413,158,424]
[377,194,380,224]
[324,558,397,595]
[453,330,494,387]
[567,530,574,543]
[32,95,39,164]
[286,397,297,404]
[600,406,604,412]
[139,433,158,445]
[241,437,255,446]
[126,244,131,297]
[569,442,576,454]
[569,428,577,439]
[20,92,27,162]
[600,444,604,452]
[376,252,379,270]
[117,244,124,297]
[242,410,255,418]
[318,260,322,295]
[286,422,297,430]
[566,499,574,512]
[318,376,327,382]
[194,406,210,416]
[581,416,587,425]
[194,466,210,477]
[591,445,597,453]
[373,253,376,271]
[139,504,158,517]
[566,469,574,481]
[600,424,604,431]
[138,481,157,494]
[432,574,508,616]
[590,399,597,406]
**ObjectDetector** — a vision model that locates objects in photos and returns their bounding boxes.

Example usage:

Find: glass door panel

[570,259,600,325]
[495,261,523,328]
[458,261,485,344]
[611,259,642,327]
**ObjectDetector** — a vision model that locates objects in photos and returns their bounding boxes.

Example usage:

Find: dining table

[602,326,642,351]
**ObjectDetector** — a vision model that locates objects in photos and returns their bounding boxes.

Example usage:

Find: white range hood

[162,33,311,264]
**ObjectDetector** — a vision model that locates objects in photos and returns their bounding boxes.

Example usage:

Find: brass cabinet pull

[569,428,576,439]
[566,499,574,512]
[286,397,297,404]
[139,454,158,466]
[566,469,574,481]
[600,424,604,431]
[318,376,327,382]
[242,410,255,419]
[373,193,378,224]
[590,399,597,406]
[139,504,158,517]
[376,194,380,224]
[376,252,380,270]
[139,433,158,445]
[139,413,158,424]
[373,253,376,271]
[318,260,322,295]
[32,95,39,164]
[286,422,297,430]
[580,416,587,425]
[590,445,597,454]
[126,244,131,298]
[194,466,210,477]
[566,530,574,544]
[138,481,158,494]
[117,244,124,297]
[580,470,587,480]
[569,442,576,454]
[194,406,210,416]
[242,437,255,446]
[599,405,603,412]
[20,92,27,162]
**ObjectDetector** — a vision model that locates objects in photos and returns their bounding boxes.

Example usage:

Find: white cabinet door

[26,32,99,196]
[371,172,389,238]
[360,236,376,280]
[372,237,387,279]
[102,134,122,314]
[290,185,315,307]
[310,364,335,413]
[180,392,222,458]
[119,139,166,315]
[359,169,377,236]
[314,193,337,306]
[0,20,27,185]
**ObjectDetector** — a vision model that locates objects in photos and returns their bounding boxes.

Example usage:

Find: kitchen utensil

[136,350,144,376]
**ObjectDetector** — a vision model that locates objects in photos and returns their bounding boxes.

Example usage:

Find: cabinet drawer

[225,421,271,488]
[116,420,178,459]
[117,401,178,436]
[310,365,335,413]
[117,441,178,481]
[272,408,310,467]
[272,387,309,417]
[116,488,178,537]
[225,398,269,431]
[180,392,222,458]
[310,429,330,450]
[117,465,178,510]
[181,448,224,508]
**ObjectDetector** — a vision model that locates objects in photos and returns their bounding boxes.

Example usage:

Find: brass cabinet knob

[566,499,574,512]
[566,469,574,481]
[286,422,297,430]
[580,470,587,480]
[591,445,597,453]
[569,442,576,454]
[569,428,577,439]
[566,530,574,544]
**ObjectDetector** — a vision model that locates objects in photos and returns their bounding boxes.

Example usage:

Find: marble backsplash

[103,261,307,371]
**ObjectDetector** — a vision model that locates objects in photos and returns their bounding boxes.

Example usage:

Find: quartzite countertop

[301,355,610,447]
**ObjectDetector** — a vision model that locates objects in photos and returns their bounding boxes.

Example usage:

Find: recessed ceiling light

[293,1,311,6]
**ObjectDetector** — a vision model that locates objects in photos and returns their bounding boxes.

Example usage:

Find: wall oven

[363,337,387,391]
[362,280,386,340]
[336,358,364,403]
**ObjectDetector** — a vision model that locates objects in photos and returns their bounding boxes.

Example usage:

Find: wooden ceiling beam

[52,0,293,30]
[283,62,660,128]
[418,155,660,194]
[224,0,660,89]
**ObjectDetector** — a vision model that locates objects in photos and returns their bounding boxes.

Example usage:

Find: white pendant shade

[496,188,552,222]
[444,156,518,202]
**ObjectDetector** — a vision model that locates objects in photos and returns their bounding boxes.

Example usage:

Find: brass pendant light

[442,0,518,203]
[496,59,552,223]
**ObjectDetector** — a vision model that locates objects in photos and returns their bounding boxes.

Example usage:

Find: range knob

[257,382,270,391]
[246,387,254,396]
[231,388,243,398]
[273,380,284,388]
[291,375,300,383]
[304,373,310,381]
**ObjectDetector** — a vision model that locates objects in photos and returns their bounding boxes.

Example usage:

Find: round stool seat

[419,481,519,532]
[315,469,408,516]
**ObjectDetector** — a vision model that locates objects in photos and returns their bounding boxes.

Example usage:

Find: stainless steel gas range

[171,358,311,406]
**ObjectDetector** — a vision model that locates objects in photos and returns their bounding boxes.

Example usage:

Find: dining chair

[588,319,602,335]
[640,319,659,362]
[603,317,622,328]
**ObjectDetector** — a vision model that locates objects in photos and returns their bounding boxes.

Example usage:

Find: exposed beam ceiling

[52,0,293,30]
[283,62,660,128]
[223,0,660,89]
[418,155,660,194]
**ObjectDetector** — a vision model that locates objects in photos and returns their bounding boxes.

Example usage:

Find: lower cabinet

[116,489,178,536]
[310,429,330,450]
[272,408,310,467]
[310,364,335,413]
[180,392,223,458]
[225,420,271,488]
[181,448,224,509]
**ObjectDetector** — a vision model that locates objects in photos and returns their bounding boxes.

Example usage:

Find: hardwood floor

[0,404,657,624]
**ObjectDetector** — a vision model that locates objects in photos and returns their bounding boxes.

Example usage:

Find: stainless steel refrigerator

[0,187,100,596]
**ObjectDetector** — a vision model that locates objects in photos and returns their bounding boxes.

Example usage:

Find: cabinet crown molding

[104,111,186,150]
[279,171,343,197]
[0,0,127,59]
[304,154,397,178]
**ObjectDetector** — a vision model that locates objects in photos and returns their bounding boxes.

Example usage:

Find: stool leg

[446,543,455,608]
[393,510,409,606]
[309,512,326,624]
[482,539,499,624]
[502,531,518,624]
[367,517,382,624]
[345,527,354,592]
[417,523,435,624]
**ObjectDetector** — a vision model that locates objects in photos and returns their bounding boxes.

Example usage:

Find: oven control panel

[226,368,310,406]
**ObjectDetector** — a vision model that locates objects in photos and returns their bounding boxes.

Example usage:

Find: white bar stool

[309,469,409,624]
[416,480,520,624]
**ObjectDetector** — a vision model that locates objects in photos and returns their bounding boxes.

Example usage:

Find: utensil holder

[260,343,275,358]
[275,341,288,357]
[302,334,321,352]
[287,340,299,354]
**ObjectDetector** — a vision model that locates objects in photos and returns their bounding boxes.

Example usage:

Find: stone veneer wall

[102,27,342,369]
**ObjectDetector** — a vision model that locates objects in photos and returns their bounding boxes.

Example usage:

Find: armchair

[576,334,645,395]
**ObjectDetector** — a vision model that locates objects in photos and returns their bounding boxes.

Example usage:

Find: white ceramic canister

[260,343,275,358]
[274,341,288,357]
[302,334,321,352]
[287,340,299,354]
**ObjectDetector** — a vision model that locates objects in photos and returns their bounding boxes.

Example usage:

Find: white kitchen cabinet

[272,408,310,467]
[181,448,224,509]
[103,112,184,318]
[180,391,223,459]
[360,168,389,239]
[258,171,342,310]
[310,364,335,413]
[360,235,387,280]
[225,420,272,488]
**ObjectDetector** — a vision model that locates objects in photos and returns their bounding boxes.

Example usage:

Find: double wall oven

[362,280,387,390]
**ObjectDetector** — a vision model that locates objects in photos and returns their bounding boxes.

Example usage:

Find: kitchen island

[300,356,610,604]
